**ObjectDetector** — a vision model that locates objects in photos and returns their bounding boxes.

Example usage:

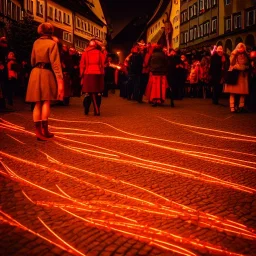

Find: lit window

[225,16,231,32]
[36,1,43,17]
[212,17,217,33]
[63,32,72,43]
[225,0,231,5]
[48,6,53,19]
[234,13,241,29]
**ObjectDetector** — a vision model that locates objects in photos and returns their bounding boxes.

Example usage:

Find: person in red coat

[80,40,105,115]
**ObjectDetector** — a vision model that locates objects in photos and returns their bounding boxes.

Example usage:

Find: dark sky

[100,0,159,37]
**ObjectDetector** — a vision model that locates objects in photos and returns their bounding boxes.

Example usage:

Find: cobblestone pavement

[1,94,256,256]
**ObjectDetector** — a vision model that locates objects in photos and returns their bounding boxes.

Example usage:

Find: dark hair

[37,22,54,36]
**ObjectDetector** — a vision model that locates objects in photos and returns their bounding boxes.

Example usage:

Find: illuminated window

[63,32,72,43]
[225,16,231,32]
[48,6,53,19]
[233,13,241,29]
[36,1,43,17]
[211,17,217,33]
[225,0,231,5]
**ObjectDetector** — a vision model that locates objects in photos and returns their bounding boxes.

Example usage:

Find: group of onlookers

[116,42,256,113]
[0,21,256,141]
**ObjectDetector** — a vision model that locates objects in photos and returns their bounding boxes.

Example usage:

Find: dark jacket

[149,50,168,76]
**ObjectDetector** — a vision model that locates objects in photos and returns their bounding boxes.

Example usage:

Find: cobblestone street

[1,94,256,256]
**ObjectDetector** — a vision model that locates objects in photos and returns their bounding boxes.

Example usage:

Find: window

[63,32,72,43]
[211,17,217,33]
[246,9,256,27]
[7,1,11,17]
[181,10,188,23]
[36,1,43,17]
[190,28,194,41]
[76,17,81,28]
[233,13,241,29]
[17,6,21,21]
[27,0,33,14]
[203,21,210,35]
[193,26,197,40]
[212,0,217,7]
[11,3,17,20]
[205,0,211,10]
[48,6,53,19]
[225,16,231,32]
[63,13,71,25]
[199,0,204,11]
[225,0,230,5]
[185,31,189,43]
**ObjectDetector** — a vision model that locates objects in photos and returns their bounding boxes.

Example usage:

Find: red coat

[80,47,105,93]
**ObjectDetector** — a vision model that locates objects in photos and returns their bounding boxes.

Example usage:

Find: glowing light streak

[0,118,25,129]
[186,129,256,143]
[53,131,148,143]
[61,208,196,256]
[56,184,72,198]
[159,117,256,140]
[53,141,256,194]
[0,210,71,254]
[1,155,256,239]
[6,134,26,144]
[38,217,86,256]
[49,125,102,134]
[50,117,256,157]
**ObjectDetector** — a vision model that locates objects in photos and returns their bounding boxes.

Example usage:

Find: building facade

[0,0,107,52]
[179,0,256,53]
[170,0,181,49]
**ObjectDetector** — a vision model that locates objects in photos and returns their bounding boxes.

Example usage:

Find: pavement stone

[0,93,256,255]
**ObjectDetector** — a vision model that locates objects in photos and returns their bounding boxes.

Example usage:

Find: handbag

[225,69,239,85]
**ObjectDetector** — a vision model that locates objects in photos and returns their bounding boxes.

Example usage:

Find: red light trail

[1,116,256,255]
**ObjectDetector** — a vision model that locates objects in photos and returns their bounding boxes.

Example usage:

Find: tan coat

[224,51,249,95]
[26,36,63,102]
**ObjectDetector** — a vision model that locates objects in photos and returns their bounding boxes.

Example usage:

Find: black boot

[83,94,91,115]
[96,93,102,114]
[34,121,48,141]
[42,120,54,138]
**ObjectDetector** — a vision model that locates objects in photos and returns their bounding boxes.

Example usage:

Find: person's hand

[57,79,64,100]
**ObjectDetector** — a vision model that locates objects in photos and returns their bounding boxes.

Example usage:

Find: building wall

[170,0,180,49]
[0,0,107,52]
[180,0,219,50]
[179,0,256,53]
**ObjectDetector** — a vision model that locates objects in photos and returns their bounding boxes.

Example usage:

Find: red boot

[35,121,48,141]
[42,120,54,138]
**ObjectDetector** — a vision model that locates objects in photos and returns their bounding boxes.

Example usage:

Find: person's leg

[33,101,47,141]
[41,100,54,138]
[91,93,100,116]
[83,93,91,115]
[230,94,236,112]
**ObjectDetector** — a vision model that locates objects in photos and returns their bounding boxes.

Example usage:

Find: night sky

[100,0,159,37]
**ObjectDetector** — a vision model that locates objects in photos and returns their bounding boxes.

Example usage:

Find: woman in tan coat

[224,43,250,113]
[26,22,63,140]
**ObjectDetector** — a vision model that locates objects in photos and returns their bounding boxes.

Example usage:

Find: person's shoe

[152,102,157,107]
[237,107,248,113]
[42,120,54,138]
[35,121,48,141]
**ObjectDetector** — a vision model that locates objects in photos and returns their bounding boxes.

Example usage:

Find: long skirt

[82,74,104,93]
[145,74,169,103]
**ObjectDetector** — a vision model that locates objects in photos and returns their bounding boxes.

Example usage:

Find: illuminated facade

[179,0,256,52]
[146,0,172,47]
[0,0,107,52]
[170,0,181,49]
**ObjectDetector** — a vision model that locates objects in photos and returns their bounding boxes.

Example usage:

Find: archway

[224,39,232,55]
[245,34,255,51]
[216,40,223,46]
[235,37,243,47]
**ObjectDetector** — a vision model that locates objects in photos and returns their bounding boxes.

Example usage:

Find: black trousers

[212,83,223,104]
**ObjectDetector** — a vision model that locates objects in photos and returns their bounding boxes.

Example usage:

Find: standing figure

[80,39,105,116]
[224,43,250,113]
[26,22,64,141]
[6,51,18,106]
[209,46,229,105]
[145,45,169,106]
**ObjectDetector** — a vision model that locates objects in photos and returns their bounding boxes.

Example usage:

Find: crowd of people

[0,22,256,141]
